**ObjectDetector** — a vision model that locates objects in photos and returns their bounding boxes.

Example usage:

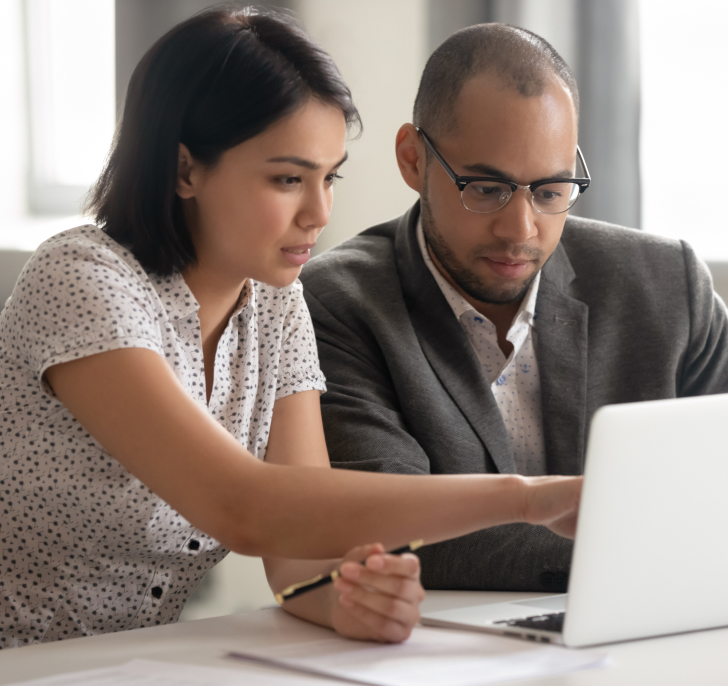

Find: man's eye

[472,184,502,196]
[537,189,563,201]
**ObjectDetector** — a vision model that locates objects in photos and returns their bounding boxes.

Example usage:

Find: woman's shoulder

[21,224,156,297]
[36,224,144,272]
[5,225,163,328]
[252,278,306,317]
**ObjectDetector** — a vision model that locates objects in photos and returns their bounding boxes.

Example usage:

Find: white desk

[1,591,727,685]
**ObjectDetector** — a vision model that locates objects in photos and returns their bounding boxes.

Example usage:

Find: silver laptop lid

[564,393,728,646]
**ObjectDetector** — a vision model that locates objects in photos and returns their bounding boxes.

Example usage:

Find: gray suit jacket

[300,203,728,591]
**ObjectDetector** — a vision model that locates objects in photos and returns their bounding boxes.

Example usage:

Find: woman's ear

[176,143,197,199]
[395,124,426,193]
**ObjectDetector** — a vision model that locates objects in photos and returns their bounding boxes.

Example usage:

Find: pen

[274,539,425,605]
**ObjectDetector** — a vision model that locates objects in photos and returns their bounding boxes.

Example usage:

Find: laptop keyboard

[494,611,565,633]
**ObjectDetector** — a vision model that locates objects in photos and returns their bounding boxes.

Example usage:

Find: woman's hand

[330,543,425,643]
[520,475,583,539]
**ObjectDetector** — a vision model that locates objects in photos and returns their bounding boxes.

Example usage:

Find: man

[300,24,728,592]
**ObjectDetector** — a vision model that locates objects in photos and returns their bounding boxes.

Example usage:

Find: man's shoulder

[561,215,684,261]
[557,215,705,303]
[300,216,402,297]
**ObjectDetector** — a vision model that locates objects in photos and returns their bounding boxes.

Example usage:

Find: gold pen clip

[275,573,324,605]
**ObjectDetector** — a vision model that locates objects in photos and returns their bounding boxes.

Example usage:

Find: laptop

[421,393,728,647]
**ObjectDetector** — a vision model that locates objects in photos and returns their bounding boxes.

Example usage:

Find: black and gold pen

[274,539,425,605]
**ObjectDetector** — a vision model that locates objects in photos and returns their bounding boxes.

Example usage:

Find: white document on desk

[227,625,608,686]
[4,659,294,686]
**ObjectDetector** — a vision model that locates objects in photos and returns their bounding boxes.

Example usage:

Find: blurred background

[1,0,726,620]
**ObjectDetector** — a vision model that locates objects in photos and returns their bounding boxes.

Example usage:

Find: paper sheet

[227,625,609,686]
[4,659,289,686]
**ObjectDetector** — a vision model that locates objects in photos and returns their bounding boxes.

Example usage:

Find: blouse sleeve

[274,279,327,400]
[3,231,164,397]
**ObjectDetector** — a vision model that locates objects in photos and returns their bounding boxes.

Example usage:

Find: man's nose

[491,188,538,244]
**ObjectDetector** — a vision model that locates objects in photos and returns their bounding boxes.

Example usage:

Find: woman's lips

[482,256,531,279]
[281,245,314,266]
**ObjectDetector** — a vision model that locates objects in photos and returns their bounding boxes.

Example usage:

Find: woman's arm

[262,391,424,642]
[44,347,581,559]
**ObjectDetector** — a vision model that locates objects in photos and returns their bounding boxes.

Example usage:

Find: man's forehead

[436,72,578,181]
[448,71,577,138]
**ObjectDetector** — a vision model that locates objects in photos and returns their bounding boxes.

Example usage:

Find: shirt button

[151,586,163,599]
[188,539,200,551]
[497,375,506,385]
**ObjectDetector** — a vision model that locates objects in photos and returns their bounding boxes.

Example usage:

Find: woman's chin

[255,265,303,289]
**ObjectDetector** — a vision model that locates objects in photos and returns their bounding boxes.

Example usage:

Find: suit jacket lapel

[394,204,516,474]
[536,243,589,475]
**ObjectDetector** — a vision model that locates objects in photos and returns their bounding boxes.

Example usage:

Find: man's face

[419,73,579,306]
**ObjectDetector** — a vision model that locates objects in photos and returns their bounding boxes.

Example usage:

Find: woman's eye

[276,176,301,188]
[325,173,344,186]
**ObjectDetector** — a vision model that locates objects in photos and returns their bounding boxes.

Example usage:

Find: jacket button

[188,539,200,551]
[151,586,163,599]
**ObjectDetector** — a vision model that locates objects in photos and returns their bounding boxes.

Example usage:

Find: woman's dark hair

[86,5,361,275]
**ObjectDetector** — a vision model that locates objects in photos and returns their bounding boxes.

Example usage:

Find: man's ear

[176,143,197,199]
[395,124,426,193]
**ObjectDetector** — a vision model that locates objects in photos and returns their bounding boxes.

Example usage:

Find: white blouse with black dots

[0,226,326,648]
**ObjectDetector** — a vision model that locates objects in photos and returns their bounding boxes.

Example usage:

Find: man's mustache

[469,243,544,262]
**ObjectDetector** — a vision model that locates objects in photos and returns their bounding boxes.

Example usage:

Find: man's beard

[420,177,542,305]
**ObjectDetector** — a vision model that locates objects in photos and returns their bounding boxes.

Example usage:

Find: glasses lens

[532,182,581,214]
[462,181,512,214]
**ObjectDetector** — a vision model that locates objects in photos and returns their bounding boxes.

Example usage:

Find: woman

[0,7,582,648]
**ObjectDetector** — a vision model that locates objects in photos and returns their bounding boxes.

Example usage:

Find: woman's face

[177,99,348,288]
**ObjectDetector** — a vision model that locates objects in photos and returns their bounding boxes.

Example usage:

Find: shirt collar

[149,271,254,322]
[416,219,540,327]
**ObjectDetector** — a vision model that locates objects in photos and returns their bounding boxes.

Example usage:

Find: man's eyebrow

[266,152,349,170]
[462,163,575,181]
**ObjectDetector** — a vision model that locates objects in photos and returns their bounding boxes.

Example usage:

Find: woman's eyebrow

[267,152,349,170]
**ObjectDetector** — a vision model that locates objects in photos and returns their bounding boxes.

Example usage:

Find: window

[24,0,115,214]
[640,0,728,261]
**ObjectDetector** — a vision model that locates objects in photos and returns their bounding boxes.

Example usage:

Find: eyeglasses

[416,127,590,215]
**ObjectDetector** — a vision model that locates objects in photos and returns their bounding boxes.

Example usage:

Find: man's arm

[678,240,728,396]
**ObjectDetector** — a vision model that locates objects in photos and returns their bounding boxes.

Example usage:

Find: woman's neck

[182,262,248,403]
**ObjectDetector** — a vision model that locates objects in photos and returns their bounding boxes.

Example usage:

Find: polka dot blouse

[0,226,326,648]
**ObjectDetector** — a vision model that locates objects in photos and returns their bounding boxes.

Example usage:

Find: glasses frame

[415,127,591,215]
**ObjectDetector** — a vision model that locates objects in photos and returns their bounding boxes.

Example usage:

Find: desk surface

[1,590,727,685]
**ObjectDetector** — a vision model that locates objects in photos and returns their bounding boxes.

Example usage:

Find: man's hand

[521,476,583,539]
[330,543,425,643]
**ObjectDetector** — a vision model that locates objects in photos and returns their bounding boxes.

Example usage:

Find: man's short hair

[413,23,579,139]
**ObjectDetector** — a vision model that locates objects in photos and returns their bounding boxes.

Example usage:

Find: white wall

[293,0,426,255]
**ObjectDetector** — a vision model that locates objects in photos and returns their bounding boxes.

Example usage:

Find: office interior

[1,0,726,622]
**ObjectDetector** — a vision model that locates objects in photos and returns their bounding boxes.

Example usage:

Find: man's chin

[459,274,535,306]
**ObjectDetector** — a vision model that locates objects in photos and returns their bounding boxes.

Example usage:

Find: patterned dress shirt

[417,222,546,475]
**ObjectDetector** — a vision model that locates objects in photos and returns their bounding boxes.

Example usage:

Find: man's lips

[281,244,315,266]
[481,255,533,279]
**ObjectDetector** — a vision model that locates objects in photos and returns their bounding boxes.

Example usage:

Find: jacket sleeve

[679,241,728,396]
[304,288,575,592]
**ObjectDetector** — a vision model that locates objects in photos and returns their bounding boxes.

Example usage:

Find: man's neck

[427,245,520,357]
